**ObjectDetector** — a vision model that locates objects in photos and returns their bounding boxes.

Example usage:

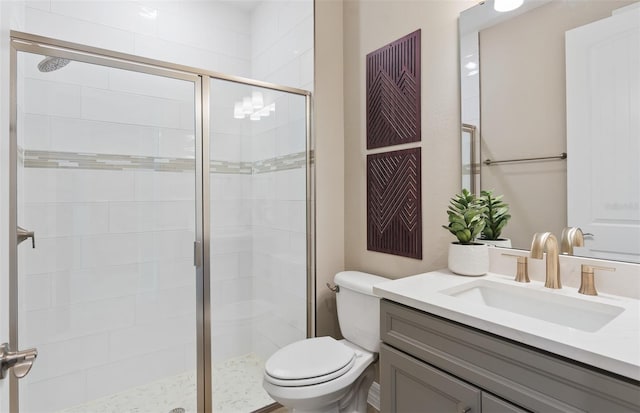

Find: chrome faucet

[560,227,584,255]
[530,232,561,289]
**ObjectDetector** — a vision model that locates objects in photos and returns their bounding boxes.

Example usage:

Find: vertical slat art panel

[367,148,422,259]
[366,30,422,259]
[366,30,421,149]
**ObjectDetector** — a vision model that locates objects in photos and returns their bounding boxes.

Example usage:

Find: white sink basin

[440,280,625,332]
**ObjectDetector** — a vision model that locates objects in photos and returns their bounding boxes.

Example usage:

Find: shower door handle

[0,343,38,379]
[17,226,35,248]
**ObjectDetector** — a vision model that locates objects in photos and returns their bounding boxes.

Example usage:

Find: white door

[566,5,640,263]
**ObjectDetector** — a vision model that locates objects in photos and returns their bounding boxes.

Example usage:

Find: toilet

[263,271,388,413]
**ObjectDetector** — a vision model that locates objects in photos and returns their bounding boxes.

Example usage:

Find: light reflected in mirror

[459,0,640,263]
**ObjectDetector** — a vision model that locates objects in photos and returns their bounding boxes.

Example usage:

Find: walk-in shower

[7,32,312,413]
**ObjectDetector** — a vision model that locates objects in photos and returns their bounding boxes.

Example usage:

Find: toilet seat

[264,337,356,387]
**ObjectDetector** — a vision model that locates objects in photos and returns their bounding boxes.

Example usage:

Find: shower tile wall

[252,0,314,91]
[17,57,197,412]
[13,0,312,411]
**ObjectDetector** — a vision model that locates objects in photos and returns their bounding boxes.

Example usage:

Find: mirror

[459,0,640,263]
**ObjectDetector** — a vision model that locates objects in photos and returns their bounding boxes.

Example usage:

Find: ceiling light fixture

[233,92,275,121]
[494,0,524,12]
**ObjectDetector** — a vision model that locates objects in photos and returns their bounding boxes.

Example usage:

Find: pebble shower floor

[55,353,274,413]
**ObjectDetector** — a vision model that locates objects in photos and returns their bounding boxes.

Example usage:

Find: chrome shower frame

[8,30,315,413]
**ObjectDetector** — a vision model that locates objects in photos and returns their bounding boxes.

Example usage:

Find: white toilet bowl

[263,271,388,413]
[263,338,376,413]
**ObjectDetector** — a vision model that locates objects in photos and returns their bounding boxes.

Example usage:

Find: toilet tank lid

[334,271,389,295]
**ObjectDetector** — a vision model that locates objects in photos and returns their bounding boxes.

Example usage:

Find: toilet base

[289,363,376,413]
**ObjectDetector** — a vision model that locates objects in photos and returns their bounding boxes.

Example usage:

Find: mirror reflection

[459,0,640,263]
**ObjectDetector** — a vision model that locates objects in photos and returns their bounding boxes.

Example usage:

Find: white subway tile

[50,117,157,156]
[22,202,110,238]
[277,0,313,38]
[80,233,141,268]
[108,67,194,103]
[108,201,193,233]
[254,313,305,350]
[210,276,254,310]
[157,127,196,159]
[24,78,82,119]
[134,171,196,202]
[134,285,195,324]
[84,346,187,401]
[20,370,87,413]
[211,252,241,280]
[81,87,183,129]
[155,1,250,54]
[23,113,51,150]
[144,258,196,290]
[210,227,252,254]
[26,1,51,12]
[109,313,195,362]
[267,57,300,88]
[211,327,253,363]
[138,230,194,262]
[23,53,110,90]
[212,200,252,229]
[26,7,135,53]
[53,264,141,306]
[289,231,306,258]
[24,169,136,204]
[252,3,279,57]
[22,273,53,311]
[288,167,307,200]
[211,132,243,163]
[217,55,251,78]
[133,33,220,71]
[50,1,158,37]
[289,200,306,233]
[21,296,135,346]
[26,333,109,383]
[253,128,277,161]
[20,236,76,275]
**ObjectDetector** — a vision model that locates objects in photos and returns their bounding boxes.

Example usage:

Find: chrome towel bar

[484,152,567,166]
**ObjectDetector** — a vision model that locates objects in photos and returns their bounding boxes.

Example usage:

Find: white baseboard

[368,381,380,411]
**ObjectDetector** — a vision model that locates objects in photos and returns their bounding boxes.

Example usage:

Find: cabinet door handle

[458,407,471,413]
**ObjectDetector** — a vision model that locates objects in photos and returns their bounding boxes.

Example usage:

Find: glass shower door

[13,50,200,412]
[209,78,309,412]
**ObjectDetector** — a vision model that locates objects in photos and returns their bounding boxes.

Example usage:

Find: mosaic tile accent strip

[24,150,196,172]
[366,29,421,149]
[211,159,253,174]
[367,147,422,259]
[253,151,306,174]
[22,150,306,175]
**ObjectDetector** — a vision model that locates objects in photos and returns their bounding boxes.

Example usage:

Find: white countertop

[373,270,640,381]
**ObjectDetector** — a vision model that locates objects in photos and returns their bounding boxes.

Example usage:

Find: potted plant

[479,189,512,248]
[443,189,489,276]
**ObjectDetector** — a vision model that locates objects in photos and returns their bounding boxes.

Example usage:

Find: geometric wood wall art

[367,147,422,259]
[366,29,421,149]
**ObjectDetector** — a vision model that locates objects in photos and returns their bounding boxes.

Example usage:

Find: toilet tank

[334,271,389,353]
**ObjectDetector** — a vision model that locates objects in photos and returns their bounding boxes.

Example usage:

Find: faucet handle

[502,253,530,283]
[579,264,615,296]
[560,227,584,255]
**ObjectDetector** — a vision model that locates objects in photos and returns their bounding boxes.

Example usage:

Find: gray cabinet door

[482,393,528,413]
[381,343,481,413]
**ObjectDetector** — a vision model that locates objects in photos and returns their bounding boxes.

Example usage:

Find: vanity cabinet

[379,299,640,413]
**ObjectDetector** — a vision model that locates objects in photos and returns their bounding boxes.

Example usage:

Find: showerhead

[37,56,70,73]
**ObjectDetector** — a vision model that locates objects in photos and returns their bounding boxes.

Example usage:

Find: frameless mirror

[459,0,640,263]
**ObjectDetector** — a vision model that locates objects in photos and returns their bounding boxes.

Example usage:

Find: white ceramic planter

[448,242,489,276]
[479,238,512,248]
